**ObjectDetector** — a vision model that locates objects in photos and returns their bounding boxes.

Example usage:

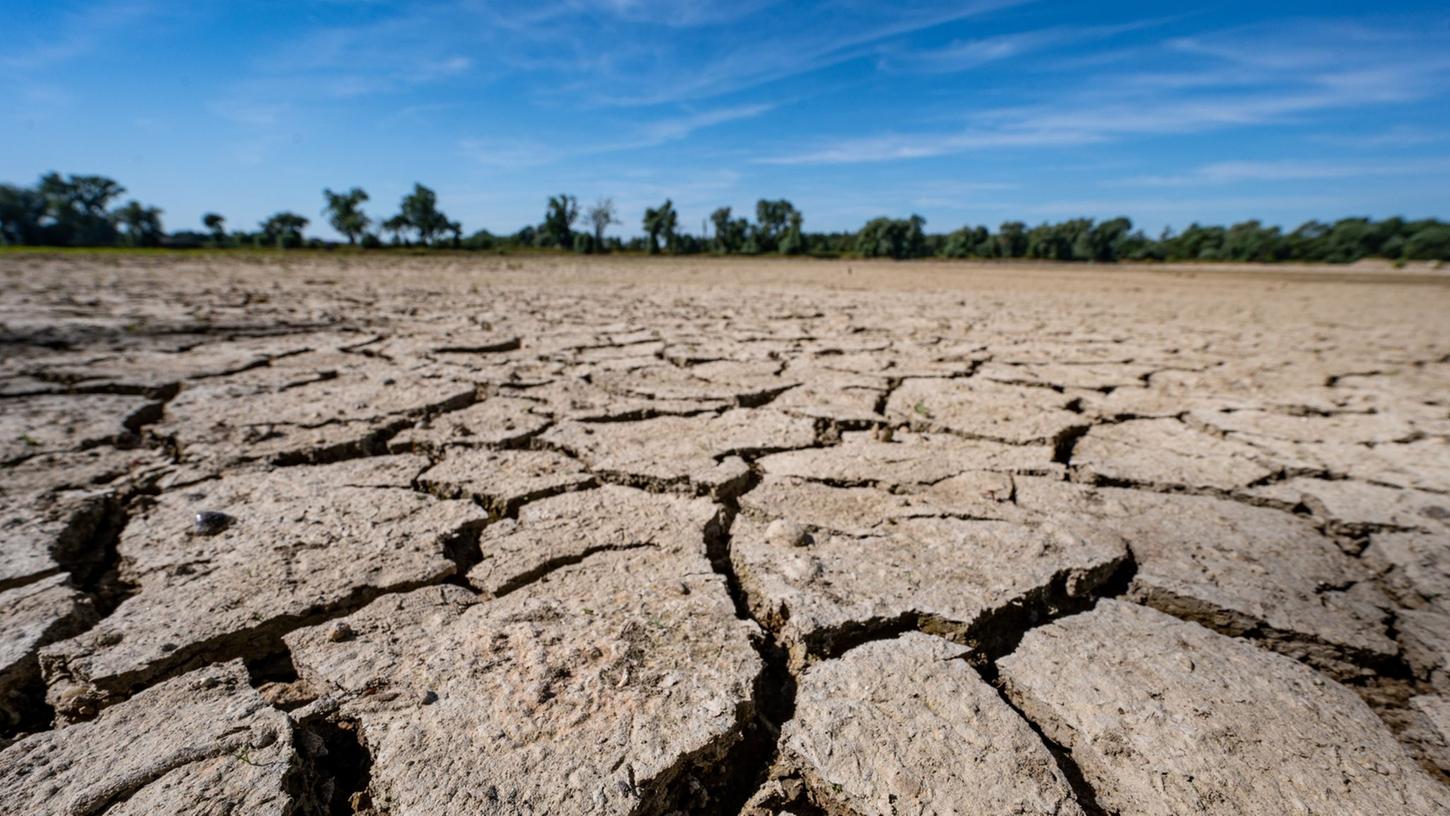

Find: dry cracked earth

[2,252,1449,815]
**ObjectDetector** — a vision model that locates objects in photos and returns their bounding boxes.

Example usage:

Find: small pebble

[193,510,232,536]
[325,621,354,642]
[420,690,439,705]
[766,519,813,548]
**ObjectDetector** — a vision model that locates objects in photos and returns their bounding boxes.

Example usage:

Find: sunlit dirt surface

[2,252,1448,815]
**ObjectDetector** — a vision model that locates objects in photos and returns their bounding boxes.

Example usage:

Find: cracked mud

[1,253,1448,814]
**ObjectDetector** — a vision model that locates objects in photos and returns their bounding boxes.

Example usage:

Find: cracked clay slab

[1013,477,1399,677]
[541,409,817,496]
[1071,418,1279,491]
[775,632,1085,816]
[418,448,595,518]
[466,485,723,597]
[39,455,485,720]
[0,660,307,816]
[886,377,1083,445]
[999,600,1450,816]
[730,514,1128,668]
[286,546,761,815]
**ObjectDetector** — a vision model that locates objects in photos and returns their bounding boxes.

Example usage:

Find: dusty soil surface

[1,251,1448,814]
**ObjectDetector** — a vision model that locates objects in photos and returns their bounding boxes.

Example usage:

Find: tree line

[3,172,1447,263]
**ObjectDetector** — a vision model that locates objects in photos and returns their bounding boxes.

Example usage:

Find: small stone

[420,690,438,705]
[325,621,354,642]
[192,511,232,536]
[765,519,812,548]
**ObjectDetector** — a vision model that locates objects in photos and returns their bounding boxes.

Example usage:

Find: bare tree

[587,198,619,248]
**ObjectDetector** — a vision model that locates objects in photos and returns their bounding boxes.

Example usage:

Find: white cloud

[1117,157,1450,187]
[632,103,775,145]
[457,139,559,168]
[755,128,1101,165]
[564,0,780,27]
[756,17,1450,165]
[553,0,1039,106]
[887,18,1169,74]
[3,1,156,70]
[458,102,774,167]
[1315,126,1442,149]
[1023,194,1349,219]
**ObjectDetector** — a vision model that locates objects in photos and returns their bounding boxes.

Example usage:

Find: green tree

[463,229,496,250]
[0,184,45,245]
[1220,220,1285,262]
[752,199,800,253]
[260,212,308,249]
[37,172,126,245]
[995,221,1027,258]
[942,229,971,258]
[1404,226,1450,261]
[779,211,807,255]
[710,207,749,253]
[1055,219,1094,261]
[395,183,452,245]
[643,200,678,254]
[1024,223,1057,259]
[1286,220,1330,261]
[113,200,165,247]
[856,215,926,260]
[587,198,618,249]
[943,225,992,258]
[1320,217,1385,263]
[381,215,409,246]
[1076,217,1133,262]
[323,187,371,245]
[202,213,226,246]
[542,194,579,249]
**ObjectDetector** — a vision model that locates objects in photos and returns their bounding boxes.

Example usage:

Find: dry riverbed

[1,252,1448,814]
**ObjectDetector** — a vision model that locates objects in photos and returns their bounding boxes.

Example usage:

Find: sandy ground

[1,252,1448,815]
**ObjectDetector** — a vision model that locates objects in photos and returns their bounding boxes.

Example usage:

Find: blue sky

[4,0,1448,239]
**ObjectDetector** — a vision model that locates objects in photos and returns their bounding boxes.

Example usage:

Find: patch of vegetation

[4,170,1448,263]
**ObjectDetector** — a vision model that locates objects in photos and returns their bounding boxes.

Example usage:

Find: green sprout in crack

[232,748,283,769]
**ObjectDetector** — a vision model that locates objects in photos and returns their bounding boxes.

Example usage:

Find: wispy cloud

[583,0,1034,106]
[564,0,781,27]
[632,103,775,145]
[1024,194,1351,219]
[207,0,1036,117]
[884,18,1170,73]
[910,180,1020,209]
[758,17,1450,165]
[459,102,775,167]
[1314,126,1442,149]
[457,139,559,169]
[756,128,1099,165]
[1116,157,1450,186]
[4,1,155,70]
